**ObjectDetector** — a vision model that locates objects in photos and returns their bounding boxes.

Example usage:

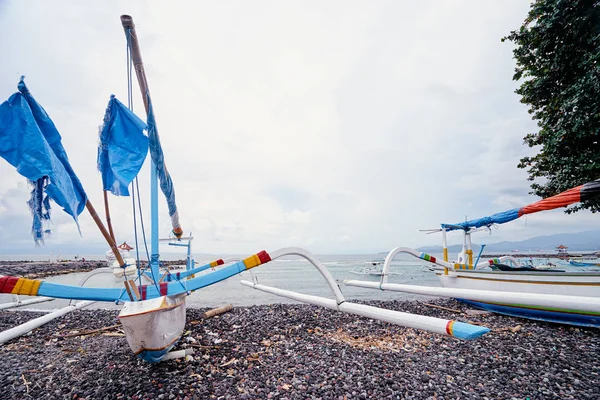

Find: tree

[503,0,600,213]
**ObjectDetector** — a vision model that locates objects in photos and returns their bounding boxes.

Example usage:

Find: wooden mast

[120,15,162,283]
[120,15,150,112]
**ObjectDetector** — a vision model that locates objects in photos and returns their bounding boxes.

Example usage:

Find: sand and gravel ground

[0,299,598,400]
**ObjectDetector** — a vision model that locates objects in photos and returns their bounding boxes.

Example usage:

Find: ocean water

[3,252,587,311]
[0,253,441,310]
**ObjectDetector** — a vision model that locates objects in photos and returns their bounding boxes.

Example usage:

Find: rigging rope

[131,178,142,284]
[123,28,188,295]
[135,177,152,275]
[126,27,158,290]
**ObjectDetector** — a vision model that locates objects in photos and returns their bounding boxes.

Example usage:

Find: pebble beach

[0,260,186,279]
[1,298,598,400]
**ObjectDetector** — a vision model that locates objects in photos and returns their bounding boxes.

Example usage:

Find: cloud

[2,0,591,256]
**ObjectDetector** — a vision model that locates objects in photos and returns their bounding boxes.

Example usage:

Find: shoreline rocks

[0,259,188,279]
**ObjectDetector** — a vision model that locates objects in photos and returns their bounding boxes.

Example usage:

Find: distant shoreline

[482,252,594,258]
[0,259,188,279]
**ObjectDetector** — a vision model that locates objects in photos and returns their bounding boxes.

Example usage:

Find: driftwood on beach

[61,324,122,338]
[203,304,234,319]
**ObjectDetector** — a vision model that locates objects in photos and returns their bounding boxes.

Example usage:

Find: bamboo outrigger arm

[85,201,125,267]
[0,301,95,345]
[0,296,54,310]
[343,279,600,316]
[0,247,489,339]
[364,246,520,284]
[240,248,489,340]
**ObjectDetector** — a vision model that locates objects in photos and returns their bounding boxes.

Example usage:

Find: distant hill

[417,229,600,253]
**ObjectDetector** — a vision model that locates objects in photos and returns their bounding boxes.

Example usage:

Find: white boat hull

[344,246,600,328]
[435,268,600,297]
[118,294,187,363]
[434,268,600,327]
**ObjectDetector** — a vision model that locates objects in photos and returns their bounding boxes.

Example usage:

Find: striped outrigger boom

[0,276,42,296]
[419,252,437,263]
[442,178,600,231]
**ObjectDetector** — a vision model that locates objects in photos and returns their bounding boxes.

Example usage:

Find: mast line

[120,15,160,282]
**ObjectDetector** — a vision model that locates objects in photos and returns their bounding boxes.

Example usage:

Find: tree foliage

[503,0,600,213]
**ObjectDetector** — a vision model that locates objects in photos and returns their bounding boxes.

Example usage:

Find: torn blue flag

[0,77,87,243]
[97,95,148,196]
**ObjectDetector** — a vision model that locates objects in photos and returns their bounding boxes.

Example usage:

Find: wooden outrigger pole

[103,191,116,243]
[85,200,139,300]
[85,200,124,268]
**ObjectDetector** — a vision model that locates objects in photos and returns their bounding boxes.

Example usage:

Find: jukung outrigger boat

[569,259,600,267]
[346,180,600,328]
[0,16,489,363]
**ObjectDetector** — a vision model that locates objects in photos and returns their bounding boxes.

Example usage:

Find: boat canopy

[442,178,600,232]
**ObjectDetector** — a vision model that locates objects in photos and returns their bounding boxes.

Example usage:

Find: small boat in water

[569,259,600,267]
[349,260,402,276]
[489,258,561,272]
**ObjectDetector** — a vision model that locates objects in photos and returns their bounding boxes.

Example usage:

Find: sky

[0,1,597,257]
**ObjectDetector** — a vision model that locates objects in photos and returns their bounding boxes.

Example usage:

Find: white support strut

[379,247,520,285]
[0,300,95,345]
[0,296,54,310]
[241,247,489,340]
[343,280,600,315]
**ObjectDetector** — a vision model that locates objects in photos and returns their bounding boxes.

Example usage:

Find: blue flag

[0,77,87,243]
[146,96,182,237]
[97,95,148,196]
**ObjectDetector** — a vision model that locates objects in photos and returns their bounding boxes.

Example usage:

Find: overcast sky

[0,1,596,256]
